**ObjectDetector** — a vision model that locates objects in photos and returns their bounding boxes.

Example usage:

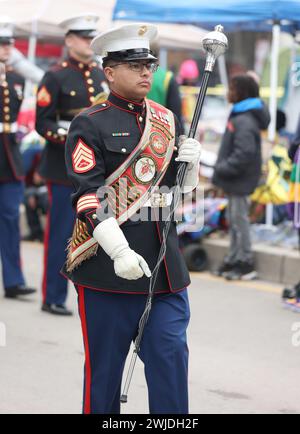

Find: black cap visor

[67,29,98,39]
[0,37,14,45]
[103,48,157,63]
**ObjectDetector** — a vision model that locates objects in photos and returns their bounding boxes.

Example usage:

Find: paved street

[0,241,300,414]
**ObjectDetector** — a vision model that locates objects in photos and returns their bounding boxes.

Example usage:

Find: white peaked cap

[91,23,158,57]
[0,16,14,38]
[59,13,99,33]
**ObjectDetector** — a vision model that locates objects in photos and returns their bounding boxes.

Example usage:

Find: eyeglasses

[0,41,14,47]
[110,62,159,73]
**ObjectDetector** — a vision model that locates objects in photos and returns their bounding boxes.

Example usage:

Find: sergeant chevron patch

[72,139,96,173]
[37,85,51,107]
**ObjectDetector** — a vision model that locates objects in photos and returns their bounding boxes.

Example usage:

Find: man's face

[0,42,13,63]
[65,33,94,62]
[104,60,155,102]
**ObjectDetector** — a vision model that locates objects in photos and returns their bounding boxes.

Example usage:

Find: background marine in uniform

[0,17,36,299]
[35,14,106,315]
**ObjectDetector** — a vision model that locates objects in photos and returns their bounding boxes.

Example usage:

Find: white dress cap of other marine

[59,13,100,38]
[91,23,158,62]
[0,16,14,42]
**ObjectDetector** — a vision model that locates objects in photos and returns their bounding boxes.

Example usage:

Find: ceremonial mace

[120,25,228,404]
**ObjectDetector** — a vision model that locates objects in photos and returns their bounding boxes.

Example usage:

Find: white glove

[175,136,201,193]
[93,217,151,280]
[175,136,202,164]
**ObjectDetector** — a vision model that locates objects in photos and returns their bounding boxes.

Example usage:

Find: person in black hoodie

[212,74,270,280]
[282,114,300,311]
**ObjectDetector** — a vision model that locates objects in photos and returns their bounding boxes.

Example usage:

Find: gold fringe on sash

[66,219,98,272]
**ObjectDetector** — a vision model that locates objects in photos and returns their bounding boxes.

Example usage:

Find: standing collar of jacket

[108,91,145,115]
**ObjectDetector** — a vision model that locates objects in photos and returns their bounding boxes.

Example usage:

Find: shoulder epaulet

[92,91,109,106]
[51,61,68,72]
[88,101,111,116]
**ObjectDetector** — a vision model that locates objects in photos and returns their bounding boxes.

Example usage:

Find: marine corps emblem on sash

[133,156,157,184]
[149,132,167,157]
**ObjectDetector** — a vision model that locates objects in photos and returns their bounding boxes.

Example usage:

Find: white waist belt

[143,192,173,208]
[0,122,18,133]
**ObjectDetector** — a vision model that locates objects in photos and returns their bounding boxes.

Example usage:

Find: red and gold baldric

[67,99,176,271]
[105,98,175,224]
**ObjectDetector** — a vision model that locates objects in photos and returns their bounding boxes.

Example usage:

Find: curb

[202,237,300,286]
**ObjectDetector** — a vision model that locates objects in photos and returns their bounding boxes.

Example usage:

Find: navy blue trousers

[0,181,25,289]
[77,286,190,414]
[42,183,74,305]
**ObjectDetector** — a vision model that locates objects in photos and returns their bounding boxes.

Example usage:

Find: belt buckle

[150,193,167,208]
[3,123,11,133]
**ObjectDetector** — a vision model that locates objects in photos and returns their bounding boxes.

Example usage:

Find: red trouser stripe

[78,286,91,414]
[42,183,52,303]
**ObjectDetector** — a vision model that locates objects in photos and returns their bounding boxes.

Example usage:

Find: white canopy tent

[0,0,207,53]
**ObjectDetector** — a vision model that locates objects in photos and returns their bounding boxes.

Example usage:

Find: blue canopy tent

[114,0,300,137]
[114,0,300,30]
[114,0,300,225]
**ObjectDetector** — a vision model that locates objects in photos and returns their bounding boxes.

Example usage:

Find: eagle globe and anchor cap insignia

[72,139,96,173]
[132,155,157,184]
[138,25,148,36]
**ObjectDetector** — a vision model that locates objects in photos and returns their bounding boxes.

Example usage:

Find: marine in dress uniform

[63,24,201,413]
[0,18,36,299]
[35,14,106,315]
